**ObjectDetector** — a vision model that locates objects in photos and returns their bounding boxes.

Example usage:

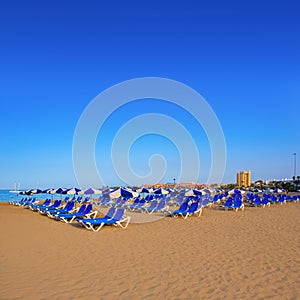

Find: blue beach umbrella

[193,189,203,196]
[154,188,169,195]
[55,188,64,194]
[84,187,102,195]
[140,187,150,194]
[137,187,152,194]
[21,189,32,195]
[53,187,65,200]
[32,189,43,194]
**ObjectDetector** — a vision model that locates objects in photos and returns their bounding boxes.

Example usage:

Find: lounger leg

[68,216,76,223]
[183,214,189,219]
[94,223,105,232]
[198,208,203,217]
[124,217,131,228]
[79,221,93,230]
[118,217,131,228]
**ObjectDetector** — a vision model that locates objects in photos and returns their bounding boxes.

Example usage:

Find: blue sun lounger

[165,201,189,217]
[130,199,146,211]
[252,197,261,206]
[38,200,62,213]
[46,201,75,218]
[77,208,130,232]
[224,198,233,209]
[126,198,140,210]
[10,198,27,205]
[18,198,36,207]
[261,197,270,207]
[201,197,212,208]
[179,201,202,219]
[58,204,97,223]
[149,199,167,213]
[232,198,244,211]
[142,200,158,213]
[278,196,286,205]
[29,199,51,211]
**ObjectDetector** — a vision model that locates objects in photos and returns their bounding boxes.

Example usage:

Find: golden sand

[0,202,299,299]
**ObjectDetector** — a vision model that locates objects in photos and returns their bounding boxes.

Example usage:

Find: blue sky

[0,0,299,189]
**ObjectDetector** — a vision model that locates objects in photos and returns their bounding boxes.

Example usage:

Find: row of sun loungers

[9,192,300,232]
[246,193,299,207]
[9,198,131,232]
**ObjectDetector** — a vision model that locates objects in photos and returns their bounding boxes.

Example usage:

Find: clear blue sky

[0,0,299,189]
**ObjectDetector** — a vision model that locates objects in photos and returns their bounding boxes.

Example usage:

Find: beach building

[237,171,251,187]
[177,182,196,188]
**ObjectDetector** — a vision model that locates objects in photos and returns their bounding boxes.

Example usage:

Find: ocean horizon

[0,190,71,203]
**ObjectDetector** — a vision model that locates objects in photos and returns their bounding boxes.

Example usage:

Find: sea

[0,190,65,203]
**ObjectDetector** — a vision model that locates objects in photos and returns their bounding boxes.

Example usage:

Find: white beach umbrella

[66,188,82,195]
[110,188,139,198]
[201,188,214,194]
[184,189,195,196]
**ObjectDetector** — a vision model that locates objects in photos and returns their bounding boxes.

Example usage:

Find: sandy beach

[0,201,299,299]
